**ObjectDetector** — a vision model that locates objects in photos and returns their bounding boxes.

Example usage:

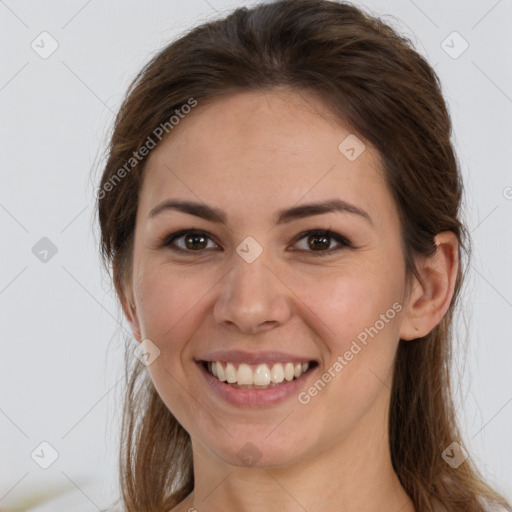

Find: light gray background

[1,0,511,510]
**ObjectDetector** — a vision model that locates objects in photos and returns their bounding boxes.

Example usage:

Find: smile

[196,358,319,407]
[205,360,313,389]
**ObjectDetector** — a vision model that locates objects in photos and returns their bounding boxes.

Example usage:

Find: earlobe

[399,232,459,341]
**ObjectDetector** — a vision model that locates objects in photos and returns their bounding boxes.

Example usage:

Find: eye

[291,229,352,256]
[159,228,352,257]
[160,229,220,253]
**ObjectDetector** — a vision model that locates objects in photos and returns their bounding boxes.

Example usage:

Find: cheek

[134,263,203,352]
[134,265,207,419]
[303,269,403,391]
[289,272,403,441]
[305,265,402,342]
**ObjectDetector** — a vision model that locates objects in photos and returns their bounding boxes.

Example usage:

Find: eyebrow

[148,198,373,226]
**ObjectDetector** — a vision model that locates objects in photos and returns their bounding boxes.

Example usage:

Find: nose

[213,251,292,334]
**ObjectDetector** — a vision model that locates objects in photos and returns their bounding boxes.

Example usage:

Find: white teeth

[237,364,253,385]
[207,360,312,387]
[270,363,284,383]
[253,364,271,386]
[216,361,226,381]
[284,362,295,381]
[226,362,237,383]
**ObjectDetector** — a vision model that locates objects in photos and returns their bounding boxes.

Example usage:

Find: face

[125,88,411,468]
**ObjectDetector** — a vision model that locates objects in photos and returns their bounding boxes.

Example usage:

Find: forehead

[139,88,393,227]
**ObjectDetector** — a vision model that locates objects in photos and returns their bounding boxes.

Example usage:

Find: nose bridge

[213,243,291,332]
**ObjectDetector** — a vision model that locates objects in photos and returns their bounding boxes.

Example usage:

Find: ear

[399,232,459,341]
[114,260,142,343]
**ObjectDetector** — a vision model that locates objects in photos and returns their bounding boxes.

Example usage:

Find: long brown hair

[96,1,511,510]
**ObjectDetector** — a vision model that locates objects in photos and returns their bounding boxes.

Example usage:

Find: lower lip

[196,361,317,407]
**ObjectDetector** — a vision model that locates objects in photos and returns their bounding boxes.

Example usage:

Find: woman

[96,1,511,511]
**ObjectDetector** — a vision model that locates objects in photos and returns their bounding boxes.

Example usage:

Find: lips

[196,358,319,407]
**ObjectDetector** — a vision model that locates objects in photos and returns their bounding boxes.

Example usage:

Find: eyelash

[158,229,353,257]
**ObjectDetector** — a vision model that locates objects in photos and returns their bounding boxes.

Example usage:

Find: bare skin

[120,87,458,512]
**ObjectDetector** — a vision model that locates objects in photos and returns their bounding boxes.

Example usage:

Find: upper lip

[196,350,317,365]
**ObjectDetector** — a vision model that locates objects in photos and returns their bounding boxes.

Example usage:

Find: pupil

[308,234,330,250]
[186,234,206,250]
